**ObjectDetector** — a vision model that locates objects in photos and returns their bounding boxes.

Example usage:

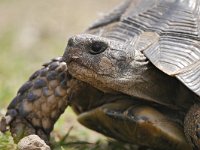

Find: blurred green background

[0,0,139,149]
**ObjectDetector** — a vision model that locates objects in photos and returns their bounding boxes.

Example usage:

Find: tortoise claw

[10,116,37,143]
[9,116,49,144]
[0,116,8,133]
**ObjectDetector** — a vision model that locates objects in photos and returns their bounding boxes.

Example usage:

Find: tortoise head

[64,33,155,93]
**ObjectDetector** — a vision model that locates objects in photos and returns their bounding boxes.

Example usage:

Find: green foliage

[0,132,17,150]
[51,129,139,150]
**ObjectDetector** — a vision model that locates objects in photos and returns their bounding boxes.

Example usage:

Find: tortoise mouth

[67,61,117,93]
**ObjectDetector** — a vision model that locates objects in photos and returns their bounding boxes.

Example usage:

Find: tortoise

[2,0,200,149]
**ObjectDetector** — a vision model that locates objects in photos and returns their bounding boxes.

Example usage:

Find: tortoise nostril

[68,38,75,47]
[89,41,108,55]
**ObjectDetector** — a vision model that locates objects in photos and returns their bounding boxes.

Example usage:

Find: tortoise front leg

[184,104,200,150]
[77,99,192,150]
[1,57,71,143]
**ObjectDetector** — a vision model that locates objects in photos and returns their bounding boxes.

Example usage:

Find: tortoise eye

[89,41,108,55]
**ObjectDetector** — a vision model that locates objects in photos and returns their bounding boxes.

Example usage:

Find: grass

[0,132,17,150]
[0,0,142,149]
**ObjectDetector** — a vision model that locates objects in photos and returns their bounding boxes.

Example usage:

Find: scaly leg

[184,104,200,150]
[1,57,71,143]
